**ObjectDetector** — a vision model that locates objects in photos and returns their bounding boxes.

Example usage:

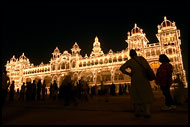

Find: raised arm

[119,62,132,77]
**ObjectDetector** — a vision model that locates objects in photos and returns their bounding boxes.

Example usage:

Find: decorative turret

[52,46,61,59]
[19,53,30,68]
[156,16,187,87]
[90,36,104,57]
[10,55,17,63]
[108,49,113,54]
[157,16,176,32]
[126,23,149,56]
[71,42,81,55]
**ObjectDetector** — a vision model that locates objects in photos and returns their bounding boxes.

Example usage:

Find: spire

[134,23,137,28]
[164,16,167,21]
[95,36,99,42]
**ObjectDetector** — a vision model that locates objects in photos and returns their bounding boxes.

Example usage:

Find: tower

[126,23,149,57]
[71,42,81,55]
[90,36,104,57]
[156,16,187,87]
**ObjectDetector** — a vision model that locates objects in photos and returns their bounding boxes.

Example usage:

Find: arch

[114,68,128,82]
[34,76,41,83]
[118,56,122,62]
[80,70,93,85]
[66,63,69,69]
[52,75,58,82]
[43,76,52,87]
[91,60,94,65]
[87,61,91,66]
[26,77,32,83]
[83,62,86,67]
[124,55,128,61]
[100,69,112,84]
[95,60,98,65]
[113,57,117,62]
[79,62,82,67]
[104,58,108,64]
[109,58,112,63]
[58,75,65,86]
[100,59,103,64]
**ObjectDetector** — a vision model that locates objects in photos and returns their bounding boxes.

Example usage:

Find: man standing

[120,49,155,118]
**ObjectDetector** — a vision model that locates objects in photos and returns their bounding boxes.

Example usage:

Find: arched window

[104,58,108,64]
[66,63,69,69]
[113,57,117,62]
[79,62,82,67]
[91,60,94,65]
[95,60,98,65]
[52,65,55,70]
[109,58,112,63]
[61,63,65,69]
[156,50,160,55]
[83,62,86,67]
[72,62,76,68]
[124,55,128,61]
[100,59,103,64]
[118,56,122,62]
[87,61,91,66]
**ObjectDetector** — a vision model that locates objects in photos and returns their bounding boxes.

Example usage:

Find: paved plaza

[2,90,188,125]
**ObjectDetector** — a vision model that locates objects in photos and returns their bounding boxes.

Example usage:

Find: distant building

[5,17,187,93]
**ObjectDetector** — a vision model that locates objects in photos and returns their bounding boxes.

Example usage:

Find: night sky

[2,1,188,77]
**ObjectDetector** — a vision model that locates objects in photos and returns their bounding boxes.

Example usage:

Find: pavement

[1,90,188,125]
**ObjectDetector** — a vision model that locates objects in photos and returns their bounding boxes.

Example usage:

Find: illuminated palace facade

[5,17,187,92]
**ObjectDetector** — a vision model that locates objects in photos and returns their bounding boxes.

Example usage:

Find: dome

[131,24,142,35]
[161,16,172,28]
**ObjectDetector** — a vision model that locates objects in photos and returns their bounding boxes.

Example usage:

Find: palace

[5,17,187,93]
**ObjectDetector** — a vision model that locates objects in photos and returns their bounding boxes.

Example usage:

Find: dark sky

[2,1,188,77]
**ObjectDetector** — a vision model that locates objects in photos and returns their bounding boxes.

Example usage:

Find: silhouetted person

[156,54,176,111]
[77,79,83,99]
[42,81,46,101]
[52,80,58,101]
[119,84,123,95]
[80,77,89,102]
[9,81,15,101]
[110,83,116,96]
[26,81,32,101]
[16,88,20,99]
[120,49,154,118]
[19,82,25,101]
[2,71,10,105]
[62,75,74,106]
[50,83,53,98]
[173,74,186,104]
[37,80,42,101]
[31,80,36,101]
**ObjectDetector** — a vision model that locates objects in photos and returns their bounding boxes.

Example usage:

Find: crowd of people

[2,49,187,119]
[2,72,120,106]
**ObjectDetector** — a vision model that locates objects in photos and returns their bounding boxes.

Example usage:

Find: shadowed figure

[31,80,36,101]
[2,71,10,105]
[42,80,46,101]
[52,80,58,101]
[19,83,25,101]
[37,80,42,101]
[156,54,176,111]
[120,49,154,118]
[9,81,15,101]
[173,74,186,104]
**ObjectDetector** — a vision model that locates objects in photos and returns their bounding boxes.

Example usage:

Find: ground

[2,90,188,125]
